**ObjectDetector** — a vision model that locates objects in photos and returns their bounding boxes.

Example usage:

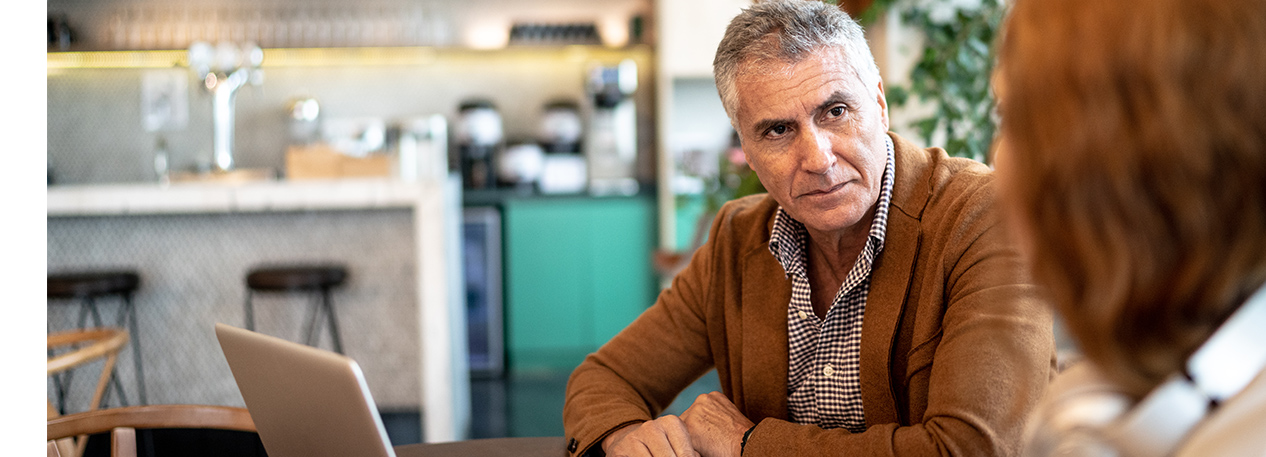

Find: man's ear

[875,79,889,131]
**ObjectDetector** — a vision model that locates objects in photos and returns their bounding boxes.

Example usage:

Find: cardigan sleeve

[744,175,1056,457]
[561,201,739,457]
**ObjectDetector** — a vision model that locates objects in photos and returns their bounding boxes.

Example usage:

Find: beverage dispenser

[583,59,639,196]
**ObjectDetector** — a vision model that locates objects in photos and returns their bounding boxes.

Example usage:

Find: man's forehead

[736,47,855,80]
[734,52,866,115]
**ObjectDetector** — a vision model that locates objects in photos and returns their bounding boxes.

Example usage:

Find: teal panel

[504,199,591,355]
[589,198,657,346]
[502,195,658,373]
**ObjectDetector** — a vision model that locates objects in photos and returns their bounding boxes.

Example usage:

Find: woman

[994,0,1266,455]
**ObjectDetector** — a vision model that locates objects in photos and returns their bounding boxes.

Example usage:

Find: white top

[1023,362,1266,457]
[1176,366,1266,456]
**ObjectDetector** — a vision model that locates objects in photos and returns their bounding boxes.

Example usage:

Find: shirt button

[823,364,835,377]
[798,310,809,320]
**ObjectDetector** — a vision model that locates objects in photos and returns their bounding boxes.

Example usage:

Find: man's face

[734,48,890,236]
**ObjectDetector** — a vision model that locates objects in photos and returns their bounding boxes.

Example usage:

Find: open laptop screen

[215,323,397,457]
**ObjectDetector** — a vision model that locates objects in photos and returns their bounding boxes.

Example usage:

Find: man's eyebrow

[748,90,861,137]
[815,90,858,114]
[751,117,793,137]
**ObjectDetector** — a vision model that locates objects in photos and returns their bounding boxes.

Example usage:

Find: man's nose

[796,127,836,174]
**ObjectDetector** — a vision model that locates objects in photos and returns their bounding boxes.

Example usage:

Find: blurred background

[44,0,1042,447]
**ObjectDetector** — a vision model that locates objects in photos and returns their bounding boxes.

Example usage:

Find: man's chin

[791,208,870,236]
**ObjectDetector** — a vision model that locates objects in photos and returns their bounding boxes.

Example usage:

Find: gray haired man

[562,1,1055,456]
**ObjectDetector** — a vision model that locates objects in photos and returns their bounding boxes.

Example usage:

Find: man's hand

[680,392,754,457]
[602,416,700,457]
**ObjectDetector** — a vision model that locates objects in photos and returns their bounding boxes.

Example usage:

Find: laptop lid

[215,323,397,457]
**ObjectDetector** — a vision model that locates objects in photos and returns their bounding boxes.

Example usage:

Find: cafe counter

[46,176,470,442]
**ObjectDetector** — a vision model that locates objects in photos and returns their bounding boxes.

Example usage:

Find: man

[563,1,1055,456]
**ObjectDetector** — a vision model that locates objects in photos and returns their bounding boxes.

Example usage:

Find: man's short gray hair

[713,0,880,122]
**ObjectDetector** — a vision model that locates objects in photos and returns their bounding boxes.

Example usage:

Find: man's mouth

[801,181,846,198]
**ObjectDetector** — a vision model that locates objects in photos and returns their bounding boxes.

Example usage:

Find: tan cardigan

[563,133,1056,456]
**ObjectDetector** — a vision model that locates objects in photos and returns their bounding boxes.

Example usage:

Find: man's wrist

[740,424,757,455]
[601,422,640,453]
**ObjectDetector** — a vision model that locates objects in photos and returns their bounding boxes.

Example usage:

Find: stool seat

[48,272,140,299]
[246,266,346,291]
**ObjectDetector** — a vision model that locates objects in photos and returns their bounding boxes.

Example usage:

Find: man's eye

[767,125,788,137]
[827,106,846,117]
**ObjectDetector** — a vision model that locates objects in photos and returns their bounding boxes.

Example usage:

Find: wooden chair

[47,328,129,457]
[46,404,257,457]
[48,328,130,416]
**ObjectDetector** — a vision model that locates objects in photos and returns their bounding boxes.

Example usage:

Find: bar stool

[47,270,146,410]
[244,264,348,354]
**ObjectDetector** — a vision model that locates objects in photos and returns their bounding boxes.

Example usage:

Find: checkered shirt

[767,136,895,433]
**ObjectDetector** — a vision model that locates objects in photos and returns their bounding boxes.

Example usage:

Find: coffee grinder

[583,59,639,196]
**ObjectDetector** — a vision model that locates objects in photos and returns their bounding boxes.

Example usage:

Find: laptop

[215,323,397,457]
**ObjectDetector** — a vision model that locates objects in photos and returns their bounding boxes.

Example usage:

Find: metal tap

[188,42,264,172]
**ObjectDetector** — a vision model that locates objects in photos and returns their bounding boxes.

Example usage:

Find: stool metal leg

[105,364,131,409]
[75,298,91,329]
[49,344,69,416]
[98,297,131,408]
[81,296,131,409]
[244,290,256,331]
[322,287,344,354]
[85,296,106,328]
[121,293,147,405]
[58,296,97,412]
[49,314,68,415]
[303,292,323,348]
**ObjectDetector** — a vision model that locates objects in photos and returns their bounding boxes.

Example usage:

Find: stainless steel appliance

[583,59,640,196]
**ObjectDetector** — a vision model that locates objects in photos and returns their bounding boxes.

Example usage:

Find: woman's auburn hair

[996,0,1266,396]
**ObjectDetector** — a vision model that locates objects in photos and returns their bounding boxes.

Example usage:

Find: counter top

[47,178,445,216]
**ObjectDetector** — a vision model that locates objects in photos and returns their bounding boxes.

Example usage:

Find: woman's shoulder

[1175,366,1266,456]
[1022,362,1133,456]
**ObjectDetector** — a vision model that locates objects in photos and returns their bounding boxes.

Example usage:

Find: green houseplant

[846,0,1008,164]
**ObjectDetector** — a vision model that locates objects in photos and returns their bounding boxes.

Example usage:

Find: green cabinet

[502,195,658,372]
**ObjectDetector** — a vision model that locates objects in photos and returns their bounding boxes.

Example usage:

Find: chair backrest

[47,328,130,457]
[47,404,257,457]
[47,328,130,418]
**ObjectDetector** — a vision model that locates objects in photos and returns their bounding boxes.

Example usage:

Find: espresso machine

[583,59,639,196]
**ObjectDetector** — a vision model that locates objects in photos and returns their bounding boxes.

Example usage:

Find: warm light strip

[261,47,439,67]
[48,45,652,70]
[47,50,189,69]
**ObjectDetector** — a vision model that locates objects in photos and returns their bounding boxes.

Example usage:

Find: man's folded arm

[563,209,729,456]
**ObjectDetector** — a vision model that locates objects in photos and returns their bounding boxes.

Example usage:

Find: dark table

[394,437,566,457]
